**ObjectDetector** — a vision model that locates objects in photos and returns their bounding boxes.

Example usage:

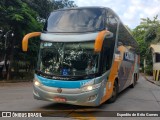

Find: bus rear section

[22,7,139,106]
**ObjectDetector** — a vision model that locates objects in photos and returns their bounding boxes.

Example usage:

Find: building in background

[150,44,160,82]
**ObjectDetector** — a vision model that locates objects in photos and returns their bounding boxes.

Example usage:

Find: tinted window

[100,10,118,73]
[156,53,160,62]
[38,41,100,76]
[101,37,115,73]
[118,21,138,53]
[44,8,105,33]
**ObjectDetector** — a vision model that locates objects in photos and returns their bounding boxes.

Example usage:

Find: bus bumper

[33,84,102,106]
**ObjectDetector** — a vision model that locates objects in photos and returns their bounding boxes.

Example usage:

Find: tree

[22,0,54,21]
[22,0,77,22]
[52,0,77,10]
[0,0,77,80]
[132,15,160,74]
[0,0,42,80]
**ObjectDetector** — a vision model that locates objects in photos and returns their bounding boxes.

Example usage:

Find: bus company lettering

[80,80,94,87]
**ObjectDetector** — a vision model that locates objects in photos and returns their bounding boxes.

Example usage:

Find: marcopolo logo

[57,88,62,93]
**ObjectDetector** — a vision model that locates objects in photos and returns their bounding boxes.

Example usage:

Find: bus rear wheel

[107,81,118,103]
[130,74,137,88]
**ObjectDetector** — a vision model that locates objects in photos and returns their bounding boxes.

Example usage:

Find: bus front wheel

[107,81,118,103]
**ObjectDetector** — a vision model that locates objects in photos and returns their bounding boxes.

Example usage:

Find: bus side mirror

[22,32,41,52]
[94,30,113,52]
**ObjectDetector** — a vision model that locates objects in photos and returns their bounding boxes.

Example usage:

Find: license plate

[54,97,66,102]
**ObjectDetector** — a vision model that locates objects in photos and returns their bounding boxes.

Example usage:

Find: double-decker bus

[22,7,139,106]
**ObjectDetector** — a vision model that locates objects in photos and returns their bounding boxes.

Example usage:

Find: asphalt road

[0,74,160,120]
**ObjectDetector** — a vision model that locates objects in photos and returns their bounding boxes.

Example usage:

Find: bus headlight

[34,78,41,87]
[87,86,93,91]
[34,80,41,86]
[81,82,101,92]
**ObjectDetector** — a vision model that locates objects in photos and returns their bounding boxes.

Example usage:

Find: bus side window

[155,53,160,63]
[101,10,118,73]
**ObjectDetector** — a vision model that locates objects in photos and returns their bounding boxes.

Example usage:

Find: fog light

[88,94,97,101]
[34,80,40,86]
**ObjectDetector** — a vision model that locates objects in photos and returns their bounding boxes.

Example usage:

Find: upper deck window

[44,8,105,33]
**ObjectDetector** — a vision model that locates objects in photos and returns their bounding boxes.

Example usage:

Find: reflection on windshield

[38,41,100,76]
[44,8,105,32]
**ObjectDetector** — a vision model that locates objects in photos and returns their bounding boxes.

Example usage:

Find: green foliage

[155,27,160,42]
[0,0,77,80]
[145,65,153,75]
[53,0,77,10]
[132,15,160,74]
[22,0,54,20]
[22,0,77,21]
[132,24,146,63]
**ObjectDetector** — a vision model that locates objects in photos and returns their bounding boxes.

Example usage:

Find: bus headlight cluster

[81,82,101,92]
[34,78,41,87]
[34,80,41,86]
[87,86,93,91]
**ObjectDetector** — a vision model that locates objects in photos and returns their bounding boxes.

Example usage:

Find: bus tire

[130,74,136,88]
[107,81,118,103]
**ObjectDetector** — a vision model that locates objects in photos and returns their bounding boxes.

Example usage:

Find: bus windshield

[44,8,105,32]
[37,41,100,77]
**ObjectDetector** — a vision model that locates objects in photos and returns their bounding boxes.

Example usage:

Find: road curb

[142,73,160,86]
[0,80,32,83]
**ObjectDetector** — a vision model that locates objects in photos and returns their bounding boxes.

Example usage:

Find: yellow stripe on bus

[100,60,120,104]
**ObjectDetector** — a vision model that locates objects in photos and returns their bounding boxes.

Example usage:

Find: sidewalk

[0,79,32,83]
[144,75,160,86]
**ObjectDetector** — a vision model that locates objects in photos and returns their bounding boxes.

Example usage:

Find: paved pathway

[0,74,160,120]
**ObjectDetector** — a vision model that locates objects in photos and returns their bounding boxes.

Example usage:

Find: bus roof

[52,6,109,12]
[44,7,107,33]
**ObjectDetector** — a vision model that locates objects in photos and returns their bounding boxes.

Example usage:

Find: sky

[73,0,160,29]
